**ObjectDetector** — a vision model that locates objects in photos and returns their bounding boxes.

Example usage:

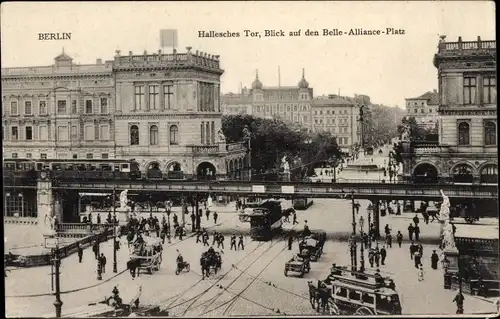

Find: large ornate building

[2,48,248,180]
[405,90,440,126]
[403,36,497,186]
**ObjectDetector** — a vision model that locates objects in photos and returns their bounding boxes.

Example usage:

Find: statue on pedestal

[119,190,129,209]
[400,124,411,142]
[44,206,56,233]
[242,125,251,141]
[281,155,290,173]
[442,220,457,250]
[218,129,226,143]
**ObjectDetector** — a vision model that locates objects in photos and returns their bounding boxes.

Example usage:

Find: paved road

[6,199,497,316]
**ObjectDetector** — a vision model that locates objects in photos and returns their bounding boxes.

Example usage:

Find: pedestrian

[206,209,210,221]
[190,213,196,232]
[414,251,422,268]
[77,243,83,263]
[380,246,387,265]
[178,225,184,240]
[196,230,202,243]
[374,248,380,267]
[238,234,244,250]
[453,291,464,314]
[409,241,416,260]
[292,211,298,225]
[422,211,429,225]
[408,223,415,242]
[417,265,424,281]
[155,223,160,238]
[368,249,374,267]
[431,250,439,270]
[213,211,218,224]
[384,224,391,236]
[173,213,178,226]
[413,214,420,226]
[93,241,99,259]
[363,233,369,249]
[385,233,392,248]
[202,231,209,247]
[97,214,101,224]
[414,225,420,242]
[355,201,360,214]
[212,232,218,246]
[160,227,166,244]
[230,234,237,251]
[196,212,201,230]
[396,231,403,248]
[288,235,293,250]
[418,243,423,257]
[100,253,107,274]
[217,234,225,249]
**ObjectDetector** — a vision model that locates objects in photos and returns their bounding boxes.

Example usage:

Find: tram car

[293,197,314,210]
[3,159,38,181]
[247,199,284,241]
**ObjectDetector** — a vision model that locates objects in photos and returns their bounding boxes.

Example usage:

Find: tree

[222,115,341,180]
[397,116,437,141]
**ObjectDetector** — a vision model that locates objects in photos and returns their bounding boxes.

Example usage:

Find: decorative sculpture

[400,124,410,142]
[44,206,56,232]
[281,155,290,172]
[218,129,226,143]
[442,220,456,250]
[119,190,129,209]
[242,125,251,141]
[439,189,450,221]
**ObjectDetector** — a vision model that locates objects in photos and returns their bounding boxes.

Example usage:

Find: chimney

[96,58,102,64]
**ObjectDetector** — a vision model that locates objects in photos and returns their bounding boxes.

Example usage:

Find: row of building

[220,70,386,153]
[2,48,248,179]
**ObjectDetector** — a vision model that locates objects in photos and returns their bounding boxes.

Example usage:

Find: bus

[249,199,283,241]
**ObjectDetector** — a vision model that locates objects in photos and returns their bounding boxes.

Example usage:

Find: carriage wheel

[299,269,305,278]
[355,306,374,315]
[175,268,180,275]
[186,264,190,272]
[306,264,310,273]
[328,299,340,315]
[284,269,288,277]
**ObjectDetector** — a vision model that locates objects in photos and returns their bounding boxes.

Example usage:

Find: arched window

[484,121,496,146]
[458,122,470,145]
[149,125,159,145]
[130,125,139,145]
[480,165,498,184]
[169,125,178,145]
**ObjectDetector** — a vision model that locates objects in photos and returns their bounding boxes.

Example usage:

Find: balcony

[188,145,219,156]
[411,142,448,155]
[226,142,246,152]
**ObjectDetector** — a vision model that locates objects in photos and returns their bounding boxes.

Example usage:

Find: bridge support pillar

[372,200,381,239]
[195,195,201,230]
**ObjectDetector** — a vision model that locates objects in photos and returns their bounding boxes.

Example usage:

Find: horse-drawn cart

[299,237,323,262]
[129,234,163,275]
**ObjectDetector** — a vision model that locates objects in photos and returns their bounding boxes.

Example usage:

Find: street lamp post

[350,191,357,272]
[359,216,365,272]
[53,243,63,317]
[367,204,373,249]
[112,187,117,273]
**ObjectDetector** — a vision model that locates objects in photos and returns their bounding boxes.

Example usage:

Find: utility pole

[350,191,357,272]
[53,244,63,317]
[113,187,117,273]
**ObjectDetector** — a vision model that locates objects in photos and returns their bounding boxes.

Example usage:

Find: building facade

[403,36,497,185]
[2,48,248,180]
[405,90,440,126]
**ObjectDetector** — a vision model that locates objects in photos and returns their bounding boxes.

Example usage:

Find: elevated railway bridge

[4,177,497,238]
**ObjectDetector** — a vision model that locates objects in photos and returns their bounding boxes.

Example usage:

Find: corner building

[403,36,497,186]
[2,48,248,180]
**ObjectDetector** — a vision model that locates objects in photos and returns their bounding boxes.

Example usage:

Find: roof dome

[298,68,309,88]
[251,70,263,90]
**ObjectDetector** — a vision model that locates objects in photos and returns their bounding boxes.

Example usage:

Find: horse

[200,252,221,279]
[127,258,141,279]
[307,281,331,314]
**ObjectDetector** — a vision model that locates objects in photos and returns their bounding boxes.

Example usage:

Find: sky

[1,1,496,108]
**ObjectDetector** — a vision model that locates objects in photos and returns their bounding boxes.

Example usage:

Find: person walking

[418,243,424,257]
[190,213,196,232]
[414,251,422,268]
[414,225,421,242]
[368,249,374,268]
[238,234,244,250]
[380,246,387,265]
[363,233,370,249]
[205,209,210,221]
[97,214,101,224]
[453,291,464,314]
[385,233,392,248]
[409,242,417,260]
[374,248,380,267]
[288,234,293,250]
[77,243,83,263]
[396,231,403,248]
[431,250,439,270]
[93,241,100,259]
[213,211,218,224]
[202,230,209,247]
[408,223,415,242]
[212,232,218,246]
[413,214,420,227]
[230,234,237,251]
[217,234,225,249]
[384,224,391,236]
[100,253,107,274]
[292,211,298,225]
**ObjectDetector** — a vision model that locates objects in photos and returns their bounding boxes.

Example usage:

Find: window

[149,85,159,110]
[100,98,108,114]
[420,109,425,113]
[25,126,33,140]
[85,100,93,114]
[24,101,32,115]
[39,101,47,115]
[211,121,215,144]
[414,108,418,113]
[483,76,496,104]
[170,125,179,145]
[57,100,67,114]
[463,77,477,105]
[71,100,77,114]
[12,153,18,159]
[11,127,18,140]
[86,153,93,159]
[484,121,496,145]
[11,101,18,115]
[335,287,347,298]
[41,153,47,159]
[101,153,109,159]
[57,126,68,141]
[205,122,210,145]
[26,153,32,159]
[100,124,109,141]
[130,125,139,145]
[149,125,159,145]
[201,123,205,144]
[458,122,470,145]
[71,125,78,140]
[84,125,94,141]
[164,85,174,110]
[134,86,145,110]
[39,126,48,140]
